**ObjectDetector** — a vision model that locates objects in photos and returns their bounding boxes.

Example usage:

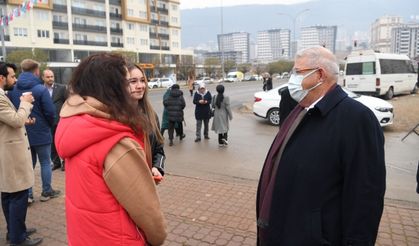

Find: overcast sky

[180,0,313,9]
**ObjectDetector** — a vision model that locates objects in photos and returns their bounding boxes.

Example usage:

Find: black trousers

[51,125,62,167]
[218,133,228,144]
[168,121,183,140]
[1,189,29,244]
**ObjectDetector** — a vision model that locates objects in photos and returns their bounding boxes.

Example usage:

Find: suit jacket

[0,89,34,192]
[257,85,386,246]
[279,88,298,126]
[51,83,68,125]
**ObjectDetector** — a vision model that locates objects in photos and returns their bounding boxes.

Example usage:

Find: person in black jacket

[257,46,385,245]
[163,84,186,146]
[193,83,212,142]
[127,64,165,181]
[279,87,298,126]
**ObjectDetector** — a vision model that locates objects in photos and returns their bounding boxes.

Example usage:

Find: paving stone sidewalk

[0,171,418,245]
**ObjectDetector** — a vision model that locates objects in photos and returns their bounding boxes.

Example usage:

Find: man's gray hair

[295,46,339,80]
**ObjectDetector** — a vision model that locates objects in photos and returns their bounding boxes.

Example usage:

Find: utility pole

[278,9,310,58]
[220,0,225,79]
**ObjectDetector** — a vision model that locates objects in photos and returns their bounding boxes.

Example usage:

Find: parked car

[194,77,213,85]
[243,75,263,81]
[253,83,394,126]
[148,78,175,89]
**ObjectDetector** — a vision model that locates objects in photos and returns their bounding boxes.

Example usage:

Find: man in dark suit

[42,69,67,171]
[257,46,386,245]
[278,87,297,126]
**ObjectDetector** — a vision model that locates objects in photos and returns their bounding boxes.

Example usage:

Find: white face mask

[288,69,322,103]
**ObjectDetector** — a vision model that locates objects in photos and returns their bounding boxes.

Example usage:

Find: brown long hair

[68,53,143,133]
[127,63,164,144]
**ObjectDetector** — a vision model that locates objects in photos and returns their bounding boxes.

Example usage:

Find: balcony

[109,12,122,19]
[53,4,67,13]
[161,46,170,51]
[157,7,168,15]
[109,0,121,5]
[159,33,169,40]
[72,23,107,33]
[149,32,158,39]
[160,21,169,27]
[3,35,10,41]
[151,19,159,25]
[73,40,107,46]
[88,0,105,3]
[110,28,123,35]
[150,45,160,50]
[72,6,106,18]
[111,42,124,47]
[53,38,70,44]
[52,21,69,30]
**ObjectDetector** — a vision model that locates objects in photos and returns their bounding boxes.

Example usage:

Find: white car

[194,77,213,85]
[148,78,175,89]
[253,83,394,126]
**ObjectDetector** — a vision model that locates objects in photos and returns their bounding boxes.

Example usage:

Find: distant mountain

[181,0,418,48]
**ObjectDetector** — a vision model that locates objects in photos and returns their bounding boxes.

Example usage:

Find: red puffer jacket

[56,113,146,246]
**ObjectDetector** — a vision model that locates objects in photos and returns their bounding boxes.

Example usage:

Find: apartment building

[300,25,337,53]
[0,0,192,83]
[370,15,403,53]
[391,24,419,59]
[256,28,290,63]
[217,32,249,64]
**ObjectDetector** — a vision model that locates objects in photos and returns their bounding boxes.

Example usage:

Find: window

[380,59,416,74]
[74,17,87,25]
[139,10,147,19]
[171,4,178,11]
[139,24,147,32]
[13,28,28,37]
[346,62,376,75]
[127,37,135,44]
[128,9,134,16]
[37,10,49,21]
[140,39,148,45]
[171,17,178,23]
[72,0,85,8]
[112,36,121,43]
[172,42,179,48]
[172,29,179,36]
[37,30,50,38]
[127,23,135,30]
[75,34,87,41]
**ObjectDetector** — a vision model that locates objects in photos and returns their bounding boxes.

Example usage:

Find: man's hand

[21,93,34,104]
[25,117,36,125]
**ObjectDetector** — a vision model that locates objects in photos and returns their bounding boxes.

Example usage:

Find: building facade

[391,24,419,59]
[300,25,337,53]
[256,28,290,63]
[371,15,403,53]
[0,0,192,83]
[217,32,249,64]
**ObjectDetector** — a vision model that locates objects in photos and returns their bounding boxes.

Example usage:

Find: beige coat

[0,89,34,192]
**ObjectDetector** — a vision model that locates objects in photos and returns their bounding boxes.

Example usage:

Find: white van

[225,71,244,82]
[344,50,417,99]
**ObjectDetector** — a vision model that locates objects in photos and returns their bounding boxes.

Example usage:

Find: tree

[254,64,266,76]
[224,60,236,74]
[238,63,252,74]
[204,57,220,77]
[7,49,49,74]
[111,50,137,63]
[266,60,294,75]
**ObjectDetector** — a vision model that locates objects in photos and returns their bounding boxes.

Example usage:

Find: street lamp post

[278,9,309,58]
[220,0,225,79]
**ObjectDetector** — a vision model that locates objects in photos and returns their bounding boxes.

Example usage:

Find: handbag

[210,107,215,118]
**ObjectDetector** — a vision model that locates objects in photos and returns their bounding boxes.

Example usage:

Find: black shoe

[51,164,61,171]
[180,134,186,140]
[40,189,61,202]
[204,136,210,140]
[61,161,65,171]
[10,236,42,246]
[7,228,37,242]
[194,138,201,142]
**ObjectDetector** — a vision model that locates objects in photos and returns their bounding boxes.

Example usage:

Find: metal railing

[72,23,107,33]
[73,40,107,46]
[53,38,70,44]
[71,6,106,18]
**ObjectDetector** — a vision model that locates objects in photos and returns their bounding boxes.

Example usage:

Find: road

[149,79,419,205]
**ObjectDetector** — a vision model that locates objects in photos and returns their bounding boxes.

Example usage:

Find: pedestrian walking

[163,84,185,146]
[55,53,167,245]
[266,73,273,91]
[211,84,232,147]
[0,62,42,246]
[8,59,60,204]
[257,46,385,245]
[187,73,195,96]
[42,69,67,171]
[127,63,165,182]
[161,87,182,138]
[193,83,212,142]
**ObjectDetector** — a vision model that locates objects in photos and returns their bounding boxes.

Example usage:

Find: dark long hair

[68,53,142,133]
[215,84,225,109]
